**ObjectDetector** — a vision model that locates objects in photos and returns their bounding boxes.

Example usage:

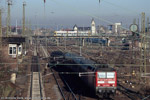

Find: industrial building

[2,37,25,58]
[108,23,122,34]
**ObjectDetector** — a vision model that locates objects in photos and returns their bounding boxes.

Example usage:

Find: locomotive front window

[107,72,115,78]
[98,72,106,78]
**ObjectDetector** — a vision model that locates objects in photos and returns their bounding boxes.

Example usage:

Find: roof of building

[78,27,91,31]
[73,24,91,31]
[2,36,25,44]
[91,18,95,23]
[73,24,77,28]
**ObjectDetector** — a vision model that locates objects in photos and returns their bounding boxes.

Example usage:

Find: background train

[50,51,117,97]
[86,38,108,46]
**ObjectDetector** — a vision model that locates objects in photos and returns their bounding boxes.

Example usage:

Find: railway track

[117,82,143,100]
[28,48,45,100]
[37,39,150,100]
[50,67,78,100]
[41,45,98,100]
[49,63,101,100]
[41,45,77,100]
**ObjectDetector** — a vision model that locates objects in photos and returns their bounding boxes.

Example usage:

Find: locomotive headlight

[99,89,102,93]
[108,81,115,83]
[112,90,115,93]
[98,81,105,83]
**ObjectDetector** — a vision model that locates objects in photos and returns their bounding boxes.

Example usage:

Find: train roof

[96,66,115,71]
[65,53,96,65]
[64,52,116,72]
[51,51,64,57]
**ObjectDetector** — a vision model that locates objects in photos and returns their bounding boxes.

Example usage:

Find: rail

[30,55,43,100]
[50,67,66,100]
[30,72,33,98]
[61,75,77,100]
[50,66,77,100]
[117,82,143,100]
[37,56,43,98]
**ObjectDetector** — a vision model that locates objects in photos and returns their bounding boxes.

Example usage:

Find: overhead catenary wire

[46,0,150,41]
[0,0,149,81]
[142,95,150,100]
[50,0,136,31]
[0,69,147,83]
[0,74,31,83]
[0,63,146,66]
[101,0,139,14]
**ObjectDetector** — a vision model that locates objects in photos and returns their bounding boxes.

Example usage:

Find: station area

[0,0,150,100]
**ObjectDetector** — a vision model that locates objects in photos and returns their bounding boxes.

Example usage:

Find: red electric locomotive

[96,68,117,96]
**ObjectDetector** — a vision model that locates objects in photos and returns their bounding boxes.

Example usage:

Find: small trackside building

[2,36,25,58]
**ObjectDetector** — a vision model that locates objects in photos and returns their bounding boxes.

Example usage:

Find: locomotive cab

[95,68,117,96]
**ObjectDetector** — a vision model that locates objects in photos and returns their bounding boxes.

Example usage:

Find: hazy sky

[0,0,150,29]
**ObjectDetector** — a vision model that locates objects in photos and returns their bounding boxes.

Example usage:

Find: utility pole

[0,9,2,51]
[147,17,149,33]
[132,18,137,72]
[146,17,150,84]
[22,2,26,56]
[146,17,149,50]
[138,18,140,32]
[80,46,82,56]
[133,18,136,24]
[22,2,26,36]
[140,12,146,82]
[6,1,12,37]
[64,32,67,50]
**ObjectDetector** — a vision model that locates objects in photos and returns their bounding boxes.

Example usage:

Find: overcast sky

[0,0,150,29]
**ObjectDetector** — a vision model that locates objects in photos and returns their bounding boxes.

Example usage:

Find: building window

[19,47,21,52]
[9,47,12,54]
[13,47,16,54]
